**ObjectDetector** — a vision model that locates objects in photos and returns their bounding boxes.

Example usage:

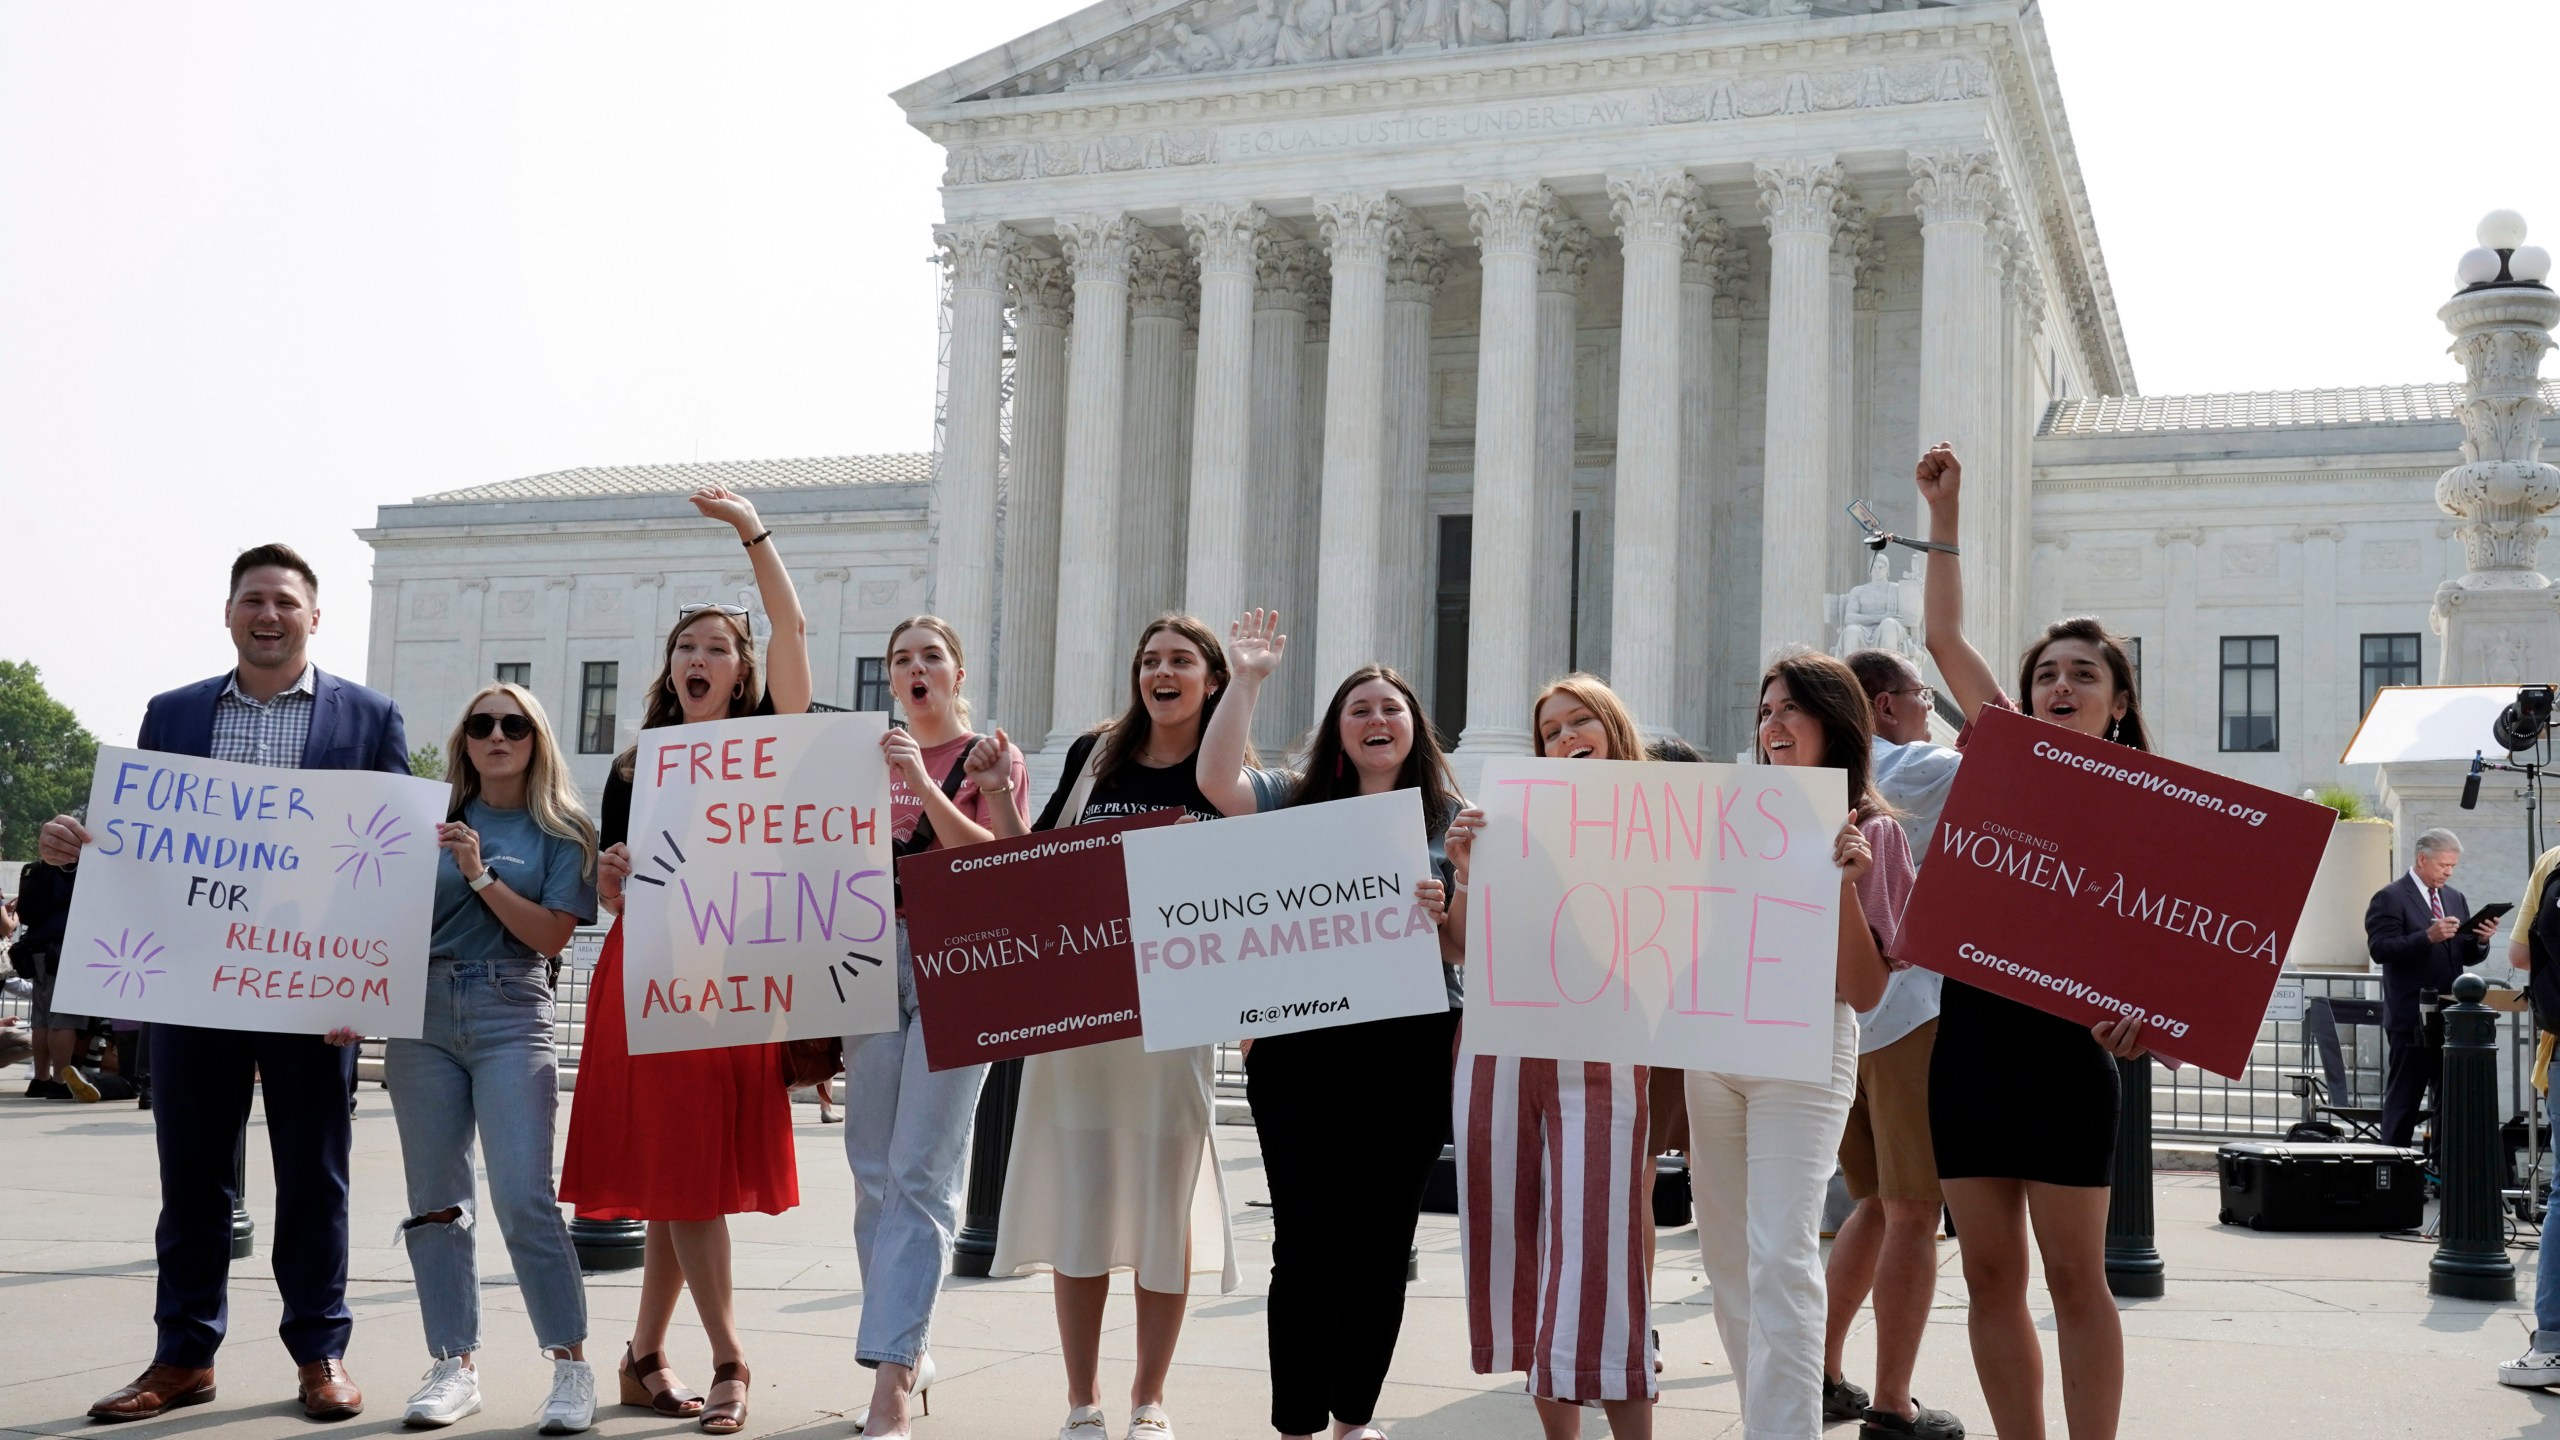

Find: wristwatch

[467,870,496,893]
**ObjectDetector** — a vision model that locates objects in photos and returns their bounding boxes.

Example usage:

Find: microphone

[2461,751,2484,810]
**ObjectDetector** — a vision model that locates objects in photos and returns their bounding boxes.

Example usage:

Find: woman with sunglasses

[563,486,812,1435]
[348,684,600,1433]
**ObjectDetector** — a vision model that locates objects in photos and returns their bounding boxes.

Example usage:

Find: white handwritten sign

[1461,757,1847,1084]
[1121,788,1450,1051]
[53,746,446,1036]
[622,711,897,1054]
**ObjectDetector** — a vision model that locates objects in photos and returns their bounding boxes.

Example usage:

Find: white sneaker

[402,1357,482,1428]
[1060,1404,1108,1440]
[537,1356,595,1433]
[2500,1340,2560,1389]
[1127,1403,1174,1440]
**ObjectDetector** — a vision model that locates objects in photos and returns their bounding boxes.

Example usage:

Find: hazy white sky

[4,0,2554,746]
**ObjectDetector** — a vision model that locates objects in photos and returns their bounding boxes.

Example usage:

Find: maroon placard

[1897,705,2332,1076]
[902,810,1182,1071]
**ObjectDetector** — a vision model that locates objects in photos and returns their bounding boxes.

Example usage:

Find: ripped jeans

[385,957,588,1357]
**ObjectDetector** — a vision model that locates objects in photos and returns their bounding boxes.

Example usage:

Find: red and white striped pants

[1457,1053,1656,1403]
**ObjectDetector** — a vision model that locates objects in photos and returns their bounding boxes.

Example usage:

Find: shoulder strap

[1060,740,1101,828]
[893,736,980,860]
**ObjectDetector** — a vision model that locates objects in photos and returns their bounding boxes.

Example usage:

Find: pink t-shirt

[1854,810,1917,968]
[889,731,1028,846]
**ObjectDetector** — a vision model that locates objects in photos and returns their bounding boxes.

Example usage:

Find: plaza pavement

[0,1082,2551,1439]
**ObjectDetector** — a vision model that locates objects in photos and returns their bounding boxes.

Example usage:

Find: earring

[732,681,745,699]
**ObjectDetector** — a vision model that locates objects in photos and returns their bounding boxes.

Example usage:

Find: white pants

[1685,1004,1859,1440]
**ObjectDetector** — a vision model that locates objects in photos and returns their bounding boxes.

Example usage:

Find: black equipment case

[2215,1142,2424,1231]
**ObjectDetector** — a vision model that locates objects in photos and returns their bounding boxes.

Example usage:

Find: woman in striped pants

[1443,675,1657,1440]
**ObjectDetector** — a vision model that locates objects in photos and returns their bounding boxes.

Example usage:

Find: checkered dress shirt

[209,666,316,770]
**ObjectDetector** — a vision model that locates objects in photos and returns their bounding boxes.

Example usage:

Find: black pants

[1246,1008,1458,1434]
[2381,1022,2442,1149]
[150,1023,356,1368]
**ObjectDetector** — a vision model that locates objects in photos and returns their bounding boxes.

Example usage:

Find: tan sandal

[618,1344,703,1417]
[699,1360,748,1434]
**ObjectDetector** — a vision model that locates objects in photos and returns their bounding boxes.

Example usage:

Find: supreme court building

[363,0,2553,828]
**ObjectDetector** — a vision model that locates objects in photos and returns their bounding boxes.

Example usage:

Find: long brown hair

[1289,665,1458,830]
[884,613,973,728]
[1758,648,1893,822]
[446,683,598,880]
[1090,614,1257,781]
[613,607,765,781]
[1530,673,1643,762]
[2018,617,2150,751]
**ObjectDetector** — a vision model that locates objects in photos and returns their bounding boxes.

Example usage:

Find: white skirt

[990,1036,1239,1294]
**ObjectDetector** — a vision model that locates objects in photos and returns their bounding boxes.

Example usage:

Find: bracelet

[743,529,773,550]
[979,779,1014,795]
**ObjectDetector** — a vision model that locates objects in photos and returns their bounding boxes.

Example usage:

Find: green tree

[0,660,98,858]
[409,743,446,781]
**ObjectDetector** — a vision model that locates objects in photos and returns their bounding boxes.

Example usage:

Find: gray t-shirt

[431,798,597,961]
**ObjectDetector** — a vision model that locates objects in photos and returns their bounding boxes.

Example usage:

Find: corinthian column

[998,253,1071,744]
[1248,236,1316,751]
[1044,213,1135,751]
[1828,202,1872,601]
[1119,238,1194,640]
[931,221,1012,678]
[1311,193,1408,704]
[1532,212,1591,687]
[1605,169,1698,733]
[1674,211,1729,745]
[1381,230,1449,687]
[1460,181,1560,757]
[1909,146,2002,648]
[1179,202,1270,629]
[1755,157,1844,661]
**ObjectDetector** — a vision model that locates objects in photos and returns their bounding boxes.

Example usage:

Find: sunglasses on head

[464,713,535,742]
[676,603,750,621]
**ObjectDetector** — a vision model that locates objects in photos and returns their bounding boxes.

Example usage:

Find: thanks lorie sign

[1460,757,1848,1084]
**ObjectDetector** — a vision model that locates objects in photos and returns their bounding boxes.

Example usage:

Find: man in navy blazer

[40,543,406,1424]
[2364,827,2500,1148]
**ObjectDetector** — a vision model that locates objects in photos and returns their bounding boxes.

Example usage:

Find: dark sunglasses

[464,713,535,742]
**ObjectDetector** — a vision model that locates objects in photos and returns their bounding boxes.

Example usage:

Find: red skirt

[560,919,799,1221]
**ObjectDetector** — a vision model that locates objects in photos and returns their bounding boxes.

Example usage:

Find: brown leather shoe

[87,1365,216,1423]
[294,1359,362,1422]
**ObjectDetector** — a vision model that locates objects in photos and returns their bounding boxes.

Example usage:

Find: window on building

[2219,637,2279,752]
[1433,515,1472,747]
[493,662,529,687]
[578,662,619,755]
[2360,633,2421,718]
[855,657,890,713]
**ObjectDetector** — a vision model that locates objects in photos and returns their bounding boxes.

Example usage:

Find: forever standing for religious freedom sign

[901,810,1183,1071]
[52,746,447,1037]
[1121,787,1451,1051]
[1461,756,1848,1084]
[1895,705,2332,1077]
[620,710,897,1054]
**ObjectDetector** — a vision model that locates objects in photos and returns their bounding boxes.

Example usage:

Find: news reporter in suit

[2363,828,2501,1148]
[38,544,408,1424]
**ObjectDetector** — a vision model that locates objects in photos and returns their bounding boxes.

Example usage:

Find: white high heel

[850,1353,935,1435]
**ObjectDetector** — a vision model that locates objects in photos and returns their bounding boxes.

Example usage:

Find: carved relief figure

[1394,0,1452,49]
[1586,0,1650,31]
[1232,0,1284,67]
[1457,0,1512,44]
[1173,21,1226,70]
[1334,0,1396,57]
[1278,0,1337,63]
[1532,0,1585,39]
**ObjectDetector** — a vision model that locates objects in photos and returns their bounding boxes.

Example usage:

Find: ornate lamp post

[2431,211,2560,668]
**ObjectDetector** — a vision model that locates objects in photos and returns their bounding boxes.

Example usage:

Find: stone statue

[1334,0,1396,57]
[1394,0,1453,50]
[1827,550,1927,662]
[1586,0,1651,31]
[1457,0,1512,44]
[1278,0,1337,64]
[1532,0,1585,40]
[1173,21,1226,70]
[1232,0,1284,67]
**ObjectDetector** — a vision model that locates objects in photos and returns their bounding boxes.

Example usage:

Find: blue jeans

[386,958,588,1357]
[2541,1169,2560,1342]
[843,921,988,1368]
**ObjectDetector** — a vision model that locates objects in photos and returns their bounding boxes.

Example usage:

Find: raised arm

[691,485,811,715]
[1913,444,2004,725]
[1199,609,1283,818]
